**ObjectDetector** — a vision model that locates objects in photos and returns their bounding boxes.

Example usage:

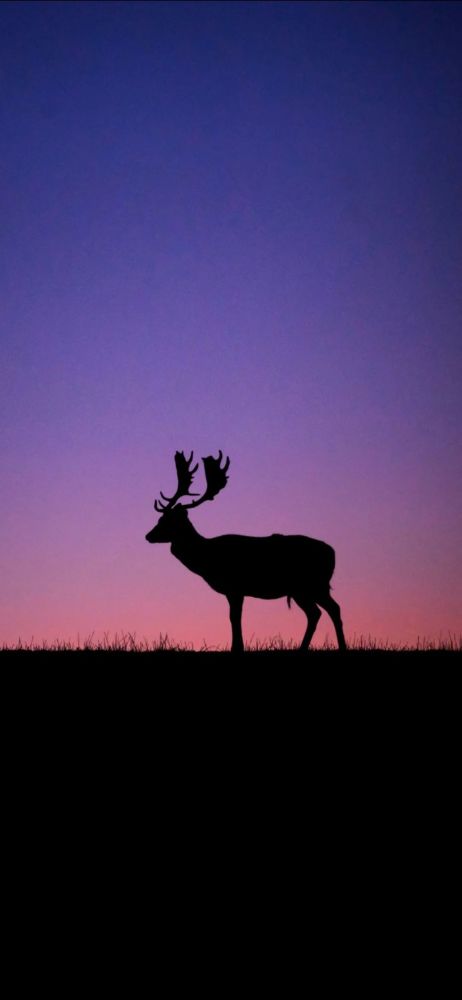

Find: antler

[183,451,230,509]
[154,451,200,512]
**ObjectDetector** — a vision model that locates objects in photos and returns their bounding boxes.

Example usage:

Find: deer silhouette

[145,452,347,653]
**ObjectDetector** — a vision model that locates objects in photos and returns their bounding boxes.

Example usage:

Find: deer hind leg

[316,593,347,651]
[291,596,322,651]
[227,594,244,654]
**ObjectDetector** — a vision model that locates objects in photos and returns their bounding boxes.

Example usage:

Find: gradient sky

[1,0,461,648]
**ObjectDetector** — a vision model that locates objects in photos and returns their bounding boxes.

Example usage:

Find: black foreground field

[2,640,459,725]
[2,640,459,815]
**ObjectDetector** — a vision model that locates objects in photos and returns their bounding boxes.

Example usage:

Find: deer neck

[171,519,206,574]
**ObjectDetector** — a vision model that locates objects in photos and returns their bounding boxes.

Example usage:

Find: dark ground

[2,647,458,736]
[2,646,458,771]
[1,646,458,899]
[1,645,457,991]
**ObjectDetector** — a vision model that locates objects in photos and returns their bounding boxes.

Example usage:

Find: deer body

[168,522,334,600]
[146,452,346,653]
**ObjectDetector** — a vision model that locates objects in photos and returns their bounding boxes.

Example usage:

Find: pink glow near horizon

[1,2,461,648]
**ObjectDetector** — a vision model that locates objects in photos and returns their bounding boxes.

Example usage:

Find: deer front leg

[228,595,244,654]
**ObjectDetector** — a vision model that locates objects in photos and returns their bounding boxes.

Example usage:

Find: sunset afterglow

[1,1,461,649]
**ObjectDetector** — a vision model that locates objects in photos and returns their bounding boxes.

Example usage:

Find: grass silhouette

[1,631,460,662]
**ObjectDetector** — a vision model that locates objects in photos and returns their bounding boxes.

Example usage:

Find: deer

[145,451,347,654]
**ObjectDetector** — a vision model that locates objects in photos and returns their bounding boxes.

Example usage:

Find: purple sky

[1,0,461,648]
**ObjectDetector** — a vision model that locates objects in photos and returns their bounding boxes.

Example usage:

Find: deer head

[145,451,230,543]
